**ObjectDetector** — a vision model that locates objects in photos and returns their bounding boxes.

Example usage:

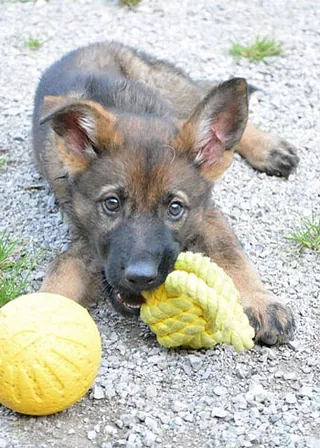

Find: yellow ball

[0,293,101,416]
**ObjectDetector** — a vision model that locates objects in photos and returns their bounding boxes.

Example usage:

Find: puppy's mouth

[114,290,145,315]
[102,274,145,316]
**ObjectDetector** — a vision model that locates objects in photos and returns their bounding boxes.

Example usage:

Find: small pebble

[104,425,117,435]
[187,355,203,371]
[211,407,228,418]
[283,372,297,381]
[93,385,105,400]
[213,386,228,396]
[145,417,158,432]
[159,414,170,425]
[87,430,96,441]
[299,386,313,398]
[286,393,297,404]
[121,414,136,427]
[172,401,187,413]
[143,431,156,447]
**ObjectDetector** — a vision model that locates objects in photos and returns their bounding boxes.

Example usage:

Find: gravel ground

[0,0,319,447]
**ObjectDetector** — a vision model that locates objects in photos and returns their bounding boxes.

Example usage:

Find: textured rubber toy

[0,293,101,415]
[141,252,255,352]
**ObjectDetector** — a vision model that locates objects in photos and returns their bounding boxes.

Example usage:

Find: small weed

[286,215,320,252]
[25,37,42,51]
[229,37,282,62]
[0,233,36,307]
[119,0,141,7]
[0,158,7,169]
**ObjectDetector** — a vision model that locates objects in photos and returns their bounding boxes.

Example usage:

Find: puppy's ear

[41,96,123,175]
[174,78,248,180]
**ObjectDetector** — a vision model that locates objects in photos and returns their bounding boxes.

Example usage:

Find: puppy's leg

[235,122,299,177]
[40,239,102,306]
[195,209,295,345]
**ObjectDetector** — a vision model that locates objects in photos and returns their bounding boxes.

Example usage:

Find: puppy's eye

[168,201,184,220]
[103,196,120,214]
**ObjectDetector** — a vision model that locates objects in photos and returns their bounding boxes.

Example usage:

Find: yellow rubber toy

[141,252,255,352]
[0,293,101,416]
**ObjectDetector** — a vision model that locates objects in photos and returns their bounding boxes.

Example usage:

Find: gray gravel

[0,0,319,447]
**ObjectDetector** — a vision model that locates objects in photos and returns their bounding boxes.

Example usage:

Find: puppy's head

[41,78,248,315]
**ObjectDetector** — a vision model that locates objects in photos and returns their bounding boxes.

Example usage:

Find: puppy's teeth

[116,292,141,309]
[125,303,141,309]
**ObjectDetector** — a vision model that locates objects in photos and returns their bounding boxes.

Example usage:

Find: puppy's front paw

[245,299,295,346]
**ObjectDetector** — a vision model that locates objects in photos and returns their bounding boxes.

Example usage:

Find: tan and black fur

[33,41,298,345]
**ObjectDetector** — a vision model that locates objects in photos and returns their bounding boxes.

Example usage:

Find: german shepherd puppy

[32,41,298,345]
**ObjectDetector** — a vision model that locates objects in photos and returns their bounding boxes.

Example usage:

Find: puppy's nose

[125,262,158,289]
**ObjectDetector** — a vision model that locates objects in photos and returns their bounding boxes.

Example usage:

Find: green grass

[286,215,320,252]
[0,158,7,169]
[0,233,35,307]
[25,37,42,51]
[119,0,141,7]
[229,37,282,62]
